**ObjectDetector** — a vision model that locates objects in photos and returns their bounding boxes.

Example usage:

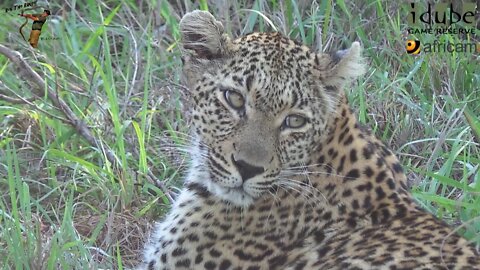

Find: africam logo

[406,40,421,54]
[405,2,478,55]
[406,39,480,54]
[5,1,52,48]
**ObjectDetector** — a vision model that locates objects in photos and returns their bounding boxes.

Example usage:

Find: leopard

[139,10,480,270]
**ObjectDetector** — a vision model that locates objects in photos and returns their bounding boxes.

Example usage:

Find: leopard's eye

[224,90,245,110]
[283,114,307,129]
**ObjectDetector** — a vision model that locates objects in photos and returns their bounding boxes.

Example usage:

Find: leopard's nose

[232,155,265,182]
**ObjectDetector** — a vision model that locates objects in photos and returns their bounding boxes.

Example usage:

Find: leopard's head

[180,11,364,206]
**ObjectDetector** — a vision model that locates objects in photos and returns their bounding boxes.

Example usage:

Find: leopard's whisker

[276,179,327,204]
[275,184,318,211]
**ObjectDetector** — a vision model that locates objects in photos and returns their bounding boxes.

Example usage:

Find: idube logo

[405,2,477,54]
[407,2,475,30]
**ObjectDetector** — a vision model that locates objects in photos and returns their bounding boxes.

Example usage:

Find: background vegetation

[0,0,478,269]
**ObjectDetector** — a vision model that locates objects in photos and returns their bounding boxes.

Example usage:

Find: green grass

[0,0,479,268]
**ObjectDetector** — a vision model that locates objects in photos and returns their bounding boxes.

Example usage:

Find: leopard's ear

[179,11,231,87]
[316,42,365,90]
[179,10,230,60]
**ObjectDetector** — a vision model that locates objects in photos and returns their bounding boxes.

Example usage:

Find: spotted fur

[139,11,480,270]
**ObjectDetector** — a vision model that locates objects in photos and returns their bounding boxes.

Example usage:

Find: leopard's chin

[213,183,256,207]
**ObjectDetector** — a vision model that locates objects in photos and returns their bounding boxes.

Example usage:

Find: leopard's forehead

[230,32,315,77]
[215,32,319,114]
[234,32,313,61]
